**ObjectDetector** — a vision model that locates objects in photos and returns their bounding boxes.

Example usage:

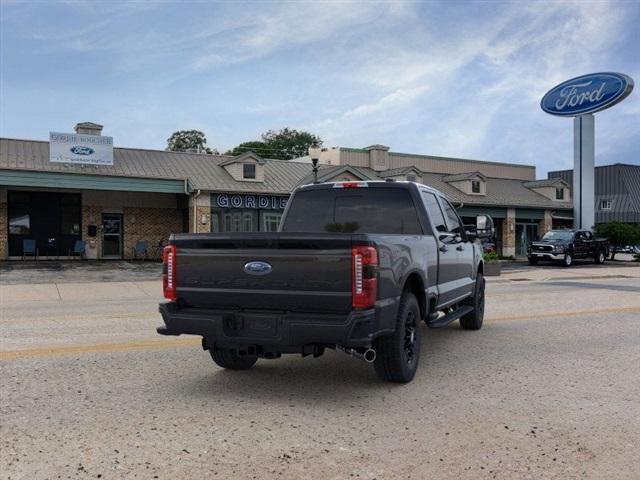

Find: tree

[225,141,269,157]
[593,222,640,260]
[167,130,217,154]
[226,128,322,160]
[260,128,322,160]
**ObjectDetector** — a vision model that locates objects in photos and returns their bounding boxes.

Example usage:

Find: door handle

[456,245,464,251]
[439,245,448,253]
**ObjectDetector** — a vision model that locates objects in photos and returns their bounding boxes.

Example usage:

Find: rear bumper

[158,301,395,352]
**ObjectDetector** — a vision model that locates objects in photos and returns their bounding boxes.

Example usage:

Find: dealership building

[548,163,640,224]
[1,123,576,260]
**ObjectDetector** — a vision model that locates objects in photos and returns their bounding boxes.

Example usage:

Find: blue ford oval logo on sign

[541,72,634,116]
[70,146,95,155]
[243,261,272,275]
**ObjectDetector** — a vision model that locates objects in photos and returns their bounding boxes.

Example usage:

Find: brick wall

[81,205,103,260]
[539,210,553,237]
[123,207,183,259]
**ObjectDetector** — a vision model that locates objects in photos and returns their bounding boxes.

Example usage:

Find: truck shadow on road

[178,324,486,402]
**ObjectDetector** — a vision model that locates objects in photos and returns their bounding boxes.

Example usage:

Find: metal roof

[549,164,640,222]
[442,171,486,182]
[0,137,573,210]
[295,165,573,210]
[0,137,311,195]
[377,166,423,177]
[523,178,568,188]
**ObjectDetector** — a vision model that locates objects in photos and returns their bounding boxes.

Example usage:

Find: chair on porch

[133,240,149,260]
[68,240,86,260]
[153,239,165,259]
[22,239,38,261]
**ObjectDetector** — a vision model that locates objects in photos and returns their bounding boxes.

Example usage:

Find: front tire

[373,293,422,383]
[210,349,257,370]
[460,273,485,330]
[562,253,573,267]
[528,256,539,265]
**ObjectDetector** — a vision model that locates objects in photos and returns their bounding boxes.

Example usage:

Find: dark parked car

[158,181,493,383]
[527,230,609,267]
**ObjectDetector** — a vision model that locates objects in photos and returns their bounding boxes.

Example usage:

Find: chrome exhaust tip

[337,346,376,363]
[362,348,376,363]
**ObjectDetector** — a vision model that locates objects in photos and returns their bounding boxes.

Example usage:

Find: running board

[426,306,474,328]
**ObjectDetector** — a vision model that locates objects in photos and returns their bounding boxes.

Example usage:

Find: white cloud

[308,0,636,174]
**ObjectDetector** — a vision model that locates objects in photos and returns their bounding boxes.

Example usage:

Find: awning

[0,169,186,194]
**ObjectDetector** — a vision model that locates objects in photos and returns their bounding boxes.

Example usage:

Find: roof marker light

[333,182,369,189]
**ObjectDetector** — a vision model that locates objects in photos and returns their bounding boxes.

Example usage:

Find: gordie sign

[214,194,288,210]
[541,72,634,116]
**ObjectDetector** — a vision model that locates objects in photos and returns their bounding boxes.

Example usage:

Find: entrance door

[516,223,538,257]
[102,214,123,259]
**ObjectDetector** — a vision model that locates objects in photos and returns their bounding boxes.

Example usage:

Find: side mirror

[475,215,495,239]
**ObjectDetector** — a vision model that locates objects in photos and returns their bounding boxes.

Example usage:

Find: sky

[1,0,638,177]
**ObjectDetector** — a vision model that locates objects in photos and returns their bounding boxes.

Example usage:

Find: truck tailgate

[173,233,354,314]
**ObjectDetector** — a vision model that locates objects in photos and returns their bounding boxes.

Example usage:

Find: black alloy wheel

[460,273,485,330]
[373,293,422,383]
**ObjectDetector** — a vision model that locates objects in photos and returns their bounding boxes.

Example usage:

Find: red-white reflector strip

[163,245,177,301]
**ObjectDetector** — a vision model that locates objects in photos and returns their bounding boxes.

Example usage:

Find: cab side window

[441,199,463,235]
[583,231,593,241]
[421,191,447,233]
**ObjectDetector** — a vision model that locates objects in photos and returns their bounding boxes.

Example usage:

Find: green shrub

[483,251,500,263]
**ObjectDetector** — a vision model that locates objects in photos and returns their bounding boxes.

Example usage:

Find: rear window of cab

[282,188,423,234]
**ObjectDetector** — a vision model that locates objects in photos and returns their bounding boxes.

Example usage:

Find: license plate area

[222,313,281,339]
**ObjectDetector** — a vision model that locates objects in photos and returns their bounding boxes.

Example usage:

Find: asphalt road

[1,265,639,479]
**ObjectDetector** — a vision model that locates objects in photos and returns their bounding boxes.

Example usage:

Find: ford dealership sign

[50,132,114,165]
[541,72,634,116]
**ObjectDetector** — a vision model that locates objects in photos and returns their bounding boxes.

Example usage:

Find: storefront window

[8,192,30,234]
[7,191,81,257]
[261,211,282,232]
[9,209,30,234]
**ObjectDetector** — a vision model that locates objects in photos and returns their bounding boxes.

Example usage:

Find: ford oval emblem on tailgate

[243,261,272,275]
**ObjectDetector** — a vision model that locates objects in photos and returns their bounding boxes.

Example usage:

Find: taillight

[163,245,177,301]
[352,245,378,309]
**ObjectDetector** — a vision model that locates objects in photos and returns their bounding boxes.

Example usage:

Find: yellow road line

[2,306,639,361]
[0,337,200,361]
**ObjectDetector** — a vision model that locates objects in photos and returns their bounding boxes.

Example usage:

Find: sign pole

[572,114,595,229]
[541,72,633,231]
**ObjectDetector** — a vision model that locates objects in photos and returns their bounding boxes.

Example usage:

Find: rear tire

[373,293,421,383]
[460,273,485,330]
[594,250,606,264]
[210,349,257,370]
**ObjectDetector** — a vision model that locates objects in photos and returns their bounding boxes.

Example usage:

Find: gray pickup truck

[158,181,493,383]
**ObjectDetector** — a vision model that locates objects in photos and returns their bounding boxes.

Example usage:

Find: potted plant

[483,251,501,276]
